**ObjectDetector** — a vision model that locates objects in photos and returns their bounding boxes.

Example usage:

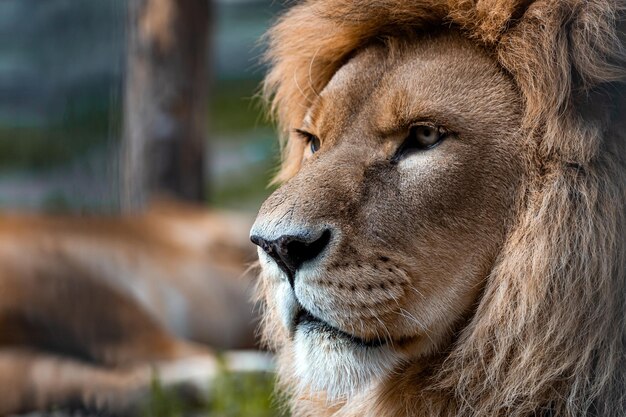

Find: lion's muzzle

[250,229,332,287]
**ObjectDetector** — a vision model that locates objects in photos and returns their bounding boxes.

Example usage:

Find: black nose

[251,229,331,285]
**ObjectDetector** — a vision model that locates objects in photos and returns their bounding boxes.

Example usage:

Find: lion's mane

[262,1,626,415]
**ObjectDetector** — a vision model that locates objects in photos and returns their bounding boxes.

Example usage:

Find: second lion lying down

[0,201,258,414]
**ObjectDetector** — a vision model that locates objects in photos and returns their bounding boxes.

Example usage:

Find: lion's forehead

[309,32,520,142]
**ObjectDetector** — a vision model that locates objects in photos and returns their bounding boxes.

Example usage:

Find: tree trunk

[121,0,210,212]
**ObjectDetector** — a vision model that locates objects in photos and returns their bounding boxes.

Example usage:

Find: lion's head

[253,31,524,396]
[251,1,626,416]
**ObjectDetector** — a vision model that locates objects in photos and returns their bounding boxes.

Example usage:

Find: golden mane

[262,1,626,415]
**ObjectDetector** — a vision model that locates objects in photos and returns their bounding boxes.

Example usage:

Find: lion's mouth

[294,308,388,349]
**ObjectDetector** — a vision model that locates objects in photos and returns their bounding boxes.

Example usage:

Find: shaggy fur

[259,1,626,416]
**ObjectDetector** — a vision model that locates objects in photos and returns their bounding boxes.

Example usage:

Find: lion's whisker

[307,45,323,99]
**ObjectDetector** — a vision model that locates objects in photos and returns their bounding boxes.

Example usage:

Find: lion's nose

[251,229,331,285]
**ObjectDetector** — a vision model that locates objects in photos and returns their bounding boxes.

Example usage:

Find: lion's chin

[292,320,402,400]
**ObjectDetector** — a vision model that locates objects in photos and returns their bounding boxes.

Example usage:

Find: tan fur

[0,201,258,414]
[255,1,626,416]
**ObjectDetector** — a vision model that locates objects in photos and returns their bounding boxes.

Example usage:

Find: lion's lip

[294,308,388,349]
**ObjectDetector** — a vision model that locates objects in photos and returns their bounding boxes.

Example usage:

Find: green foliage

[143,366,288,417]
[208,369,286,417]
[144,376,188,417]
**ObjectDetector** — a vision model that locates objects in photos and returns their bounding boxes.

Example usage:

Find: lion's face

[251,33,524,398]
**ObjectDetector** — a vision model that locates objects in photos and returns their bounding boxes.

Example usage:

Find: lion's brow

[301,95,326,129]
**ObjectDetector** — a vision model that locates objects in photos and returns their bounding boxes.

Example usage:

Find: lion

[0,200,259,414]
[250,1,626,416]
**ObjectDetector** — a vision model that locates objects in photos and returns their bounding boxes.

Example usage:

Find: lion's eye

[309,135,321,154]
[411,125,441,148]
[392,124,446,162]
[294,129,321,154]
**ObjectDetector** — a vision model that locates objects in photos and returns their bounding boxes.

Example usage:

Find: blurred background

[0,0,287,415]
[0,0,281,213]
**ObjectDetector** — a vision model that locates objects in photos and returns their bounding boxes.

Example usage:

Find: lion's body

[253,1,626,416]
[0,201,258,414]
